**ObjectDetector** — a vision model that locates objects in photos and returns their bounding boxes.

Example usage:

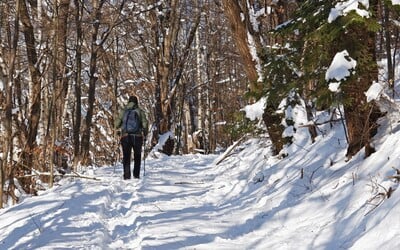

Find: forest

[0,0,399,208]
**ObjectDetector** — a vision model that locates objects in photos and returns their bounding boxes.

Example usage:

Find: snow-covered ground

[1,107,399,249]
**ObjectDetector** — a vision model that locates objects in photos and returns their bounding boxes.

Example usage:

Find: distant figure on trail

[115,95,149,179]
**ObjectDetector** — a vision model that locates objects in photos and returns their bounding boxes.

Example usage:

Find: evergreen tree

[265,0,384,157]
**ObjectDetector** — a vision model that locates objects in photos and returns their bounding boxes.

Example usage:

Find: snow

[365,81,384,102]
[328,0,370,23]
[326,50,357,92]
[246,2,264,83]
[328,82,342,93]
[153,131,174,152]
[248,6,265,32]
[242,97,266,121]
[281,99,309,139]
[247,33,263,82]
[1,100,400,249]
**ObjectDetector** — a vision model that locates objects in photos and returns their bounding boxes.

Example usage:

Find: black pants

[121,134,143,179]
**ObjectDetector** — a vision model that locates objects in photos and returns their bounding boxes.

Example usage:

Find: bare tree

[0,0,21,207]
[378,0,400,96]
[146,0,202,155]
[72,0,83,169]
[80,0,127,166]
[18,0,43,194]
[47,0,71,187]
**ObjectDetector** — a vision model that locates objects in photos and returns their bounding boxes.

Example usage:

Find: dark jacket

[115,102,149,136]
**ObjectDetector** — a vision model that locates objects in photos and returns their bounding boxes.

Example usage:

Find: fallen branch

[174,181,205,185]
[387,175,400,183]
[298,118,344,128]
[364,182,396,216]
[364,193,386,216]
[213,135,247,166]
[19,171,101,181]
[388,167,400,183]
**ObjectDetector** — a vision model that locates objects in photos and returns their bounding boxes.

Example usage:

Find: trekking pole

[143,139,146,176]
[114,130,121,174]
[113,130,117,173]
[115,140,121,174]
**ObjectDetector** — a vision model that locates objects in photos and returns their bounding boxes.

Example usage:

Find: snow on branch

[325,50,357,93]
[241,97,266,121]
[328,0,370,23]
[391,0,400,5]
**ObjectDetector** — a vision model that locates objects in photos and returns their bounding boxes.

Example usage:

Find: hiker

[115,95,149,179]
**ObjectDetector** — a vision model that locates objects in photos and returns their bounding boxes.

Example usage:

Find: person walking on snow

[115,95,149,179]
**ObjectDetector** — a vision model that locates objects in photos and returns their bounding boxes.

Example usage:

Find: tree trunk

[382,1,394,94]
[262,104,285,155]
[222,0,261,93]
[151,1,201,155]
[0,3,19,206]
[343,1,382,158]
[195,19,205,151]
[47,0,71,187]
[223,0,291,154]
[73,0,82,169]
[81,0,105,166]
[19,0,42,194]
[149,1,174,155]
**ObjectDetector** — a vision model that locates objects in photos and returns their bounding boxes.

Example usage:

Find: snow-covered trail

[1,134,400,250]
[102,151,275,249]
[1,152,270,250]
[108,154,220,249]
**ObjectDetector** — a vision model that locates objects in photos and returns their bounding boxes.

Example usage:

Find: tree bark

[382,2,394,93]
[0,0,20,207]
[222,0,261,93]
[81,0,105,166]
[19,0,42,194]
[262,104,285,155]
[222,0,292,154]
[151,1,201,155]
[73,0,82,169]
[155,0,179,141]
[343,0,382,158]
[49,0,71,187]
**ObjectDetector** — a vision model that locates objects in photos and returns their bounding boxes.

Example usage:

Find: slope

[0,113,399,249]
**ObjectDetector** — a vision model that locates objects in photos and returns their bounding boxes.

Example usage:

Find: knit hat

[128,95,138,104]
